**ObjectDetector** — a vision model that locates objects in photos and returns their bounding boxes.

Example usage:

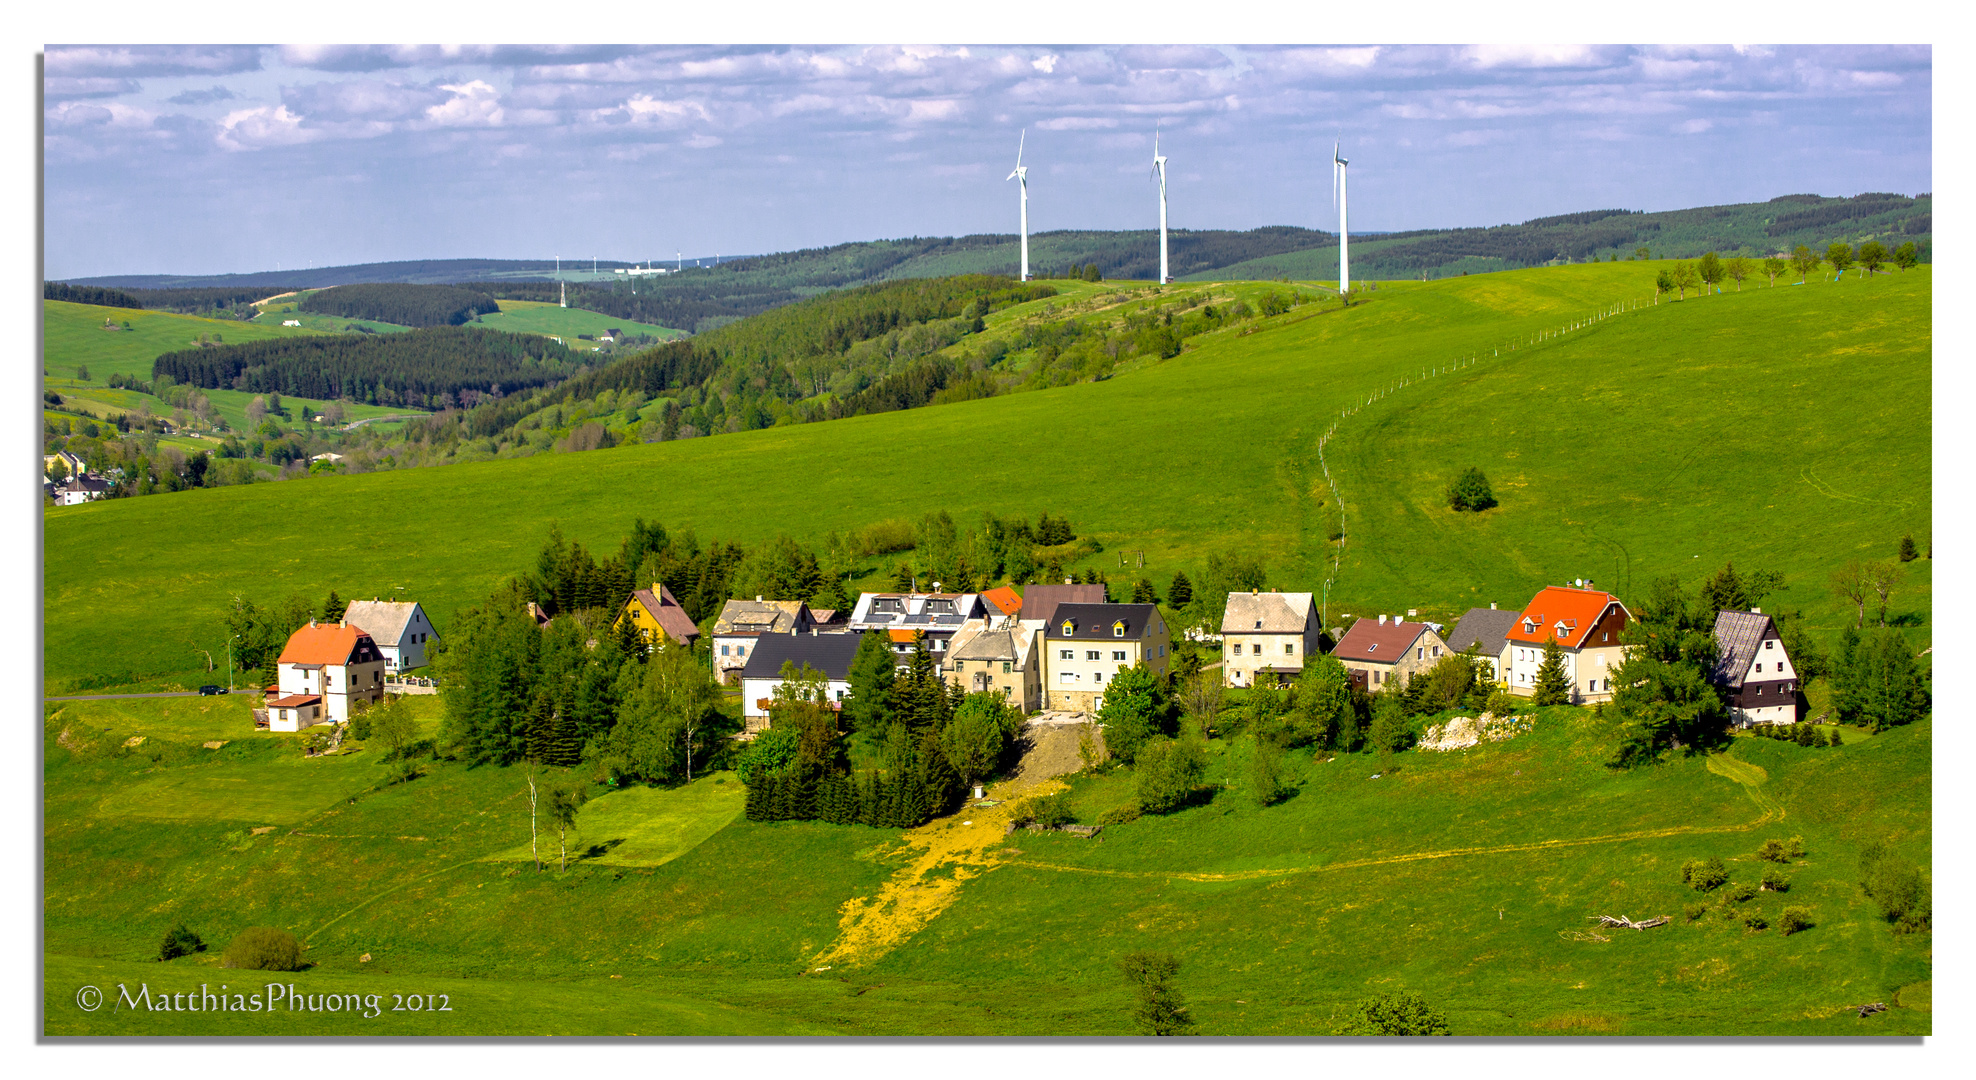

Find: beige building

[1219,590,1321,687]
[1501,584,1631,703]
[711,597,812,684]
[943,615,1043,712]
[1330,614,1451,692]
[1042,603,1170,713]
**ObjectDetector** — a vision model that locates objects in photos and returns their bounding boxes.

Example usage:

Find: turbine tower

[1152,128,1170,284]
[1333,142,1350,297]
[1007,130,1030,281]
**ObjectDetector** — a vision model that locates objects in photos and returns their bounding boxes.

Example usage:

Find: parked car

[198,685,226,696]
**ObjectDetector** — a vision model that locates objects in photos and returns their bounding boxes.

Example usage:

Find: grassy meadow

[472,299,687,342]
[42,263,1929,692]
[43,693,1931,1035]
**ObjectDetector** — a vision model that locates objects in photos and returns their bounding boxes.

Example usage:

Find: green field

[43,695,1931,1035]
[472,299,687,343]
[41,264,1929,692]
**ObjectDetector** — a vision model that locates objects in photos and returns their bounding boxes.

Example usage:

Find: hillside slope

[42,264,1929,691]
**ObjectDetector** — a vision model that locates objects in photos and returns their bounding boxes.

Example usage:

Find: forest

[43,282,141,309]
[123,285,305,316]
[299,283,503,328]
[151,326,584,406]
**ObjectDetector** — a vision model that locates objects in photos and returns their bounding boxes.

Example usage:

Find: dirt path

[805,721,1099,971]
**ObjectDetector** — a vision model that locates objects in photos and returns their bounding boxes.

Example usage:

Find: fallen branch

[1855,1002,1888,1018]
[1592,914,1670,930]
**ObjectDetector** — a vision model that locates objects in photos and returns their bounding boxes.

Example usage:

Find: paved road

[45,691,210,702]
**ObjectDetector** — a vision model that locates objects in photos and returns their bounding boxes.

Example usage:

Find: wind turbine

[1152,128,1169,284]
[1332,142,1350,297]
[1007,129,1030,281]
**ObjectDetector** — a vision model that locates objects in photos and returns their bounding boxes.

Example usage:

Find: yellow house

[613,583,701,650]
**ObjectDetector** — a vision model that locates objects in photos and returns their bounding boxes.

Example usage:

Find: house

[1331,615,1451,692]
[282,319,301,326]
[1445,605,1521,683]
[1501,583,1631,703]
[310,452,345,465]
[738,630,864,735]
[617,583,703,654]
[1042,603,1170,713]
[980,585,1024,619]
[711,597,811,684]
[342,599,441,673]
[1219,590,1321,687]
[1016,582,1108,624]
[55,475,110,505]
[944,614,1043,712]
[847,590,988,673]
[1712,609,1800,725]
[43,450,85,476]
[267,621,386,729]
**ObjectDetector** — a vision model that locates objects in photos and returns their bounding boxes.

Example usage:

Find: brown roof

[277,623,381,667]
[631,584,701,645]
[267,694,322,708]
[1331,618,1430,665]
[1018,583,1107,623]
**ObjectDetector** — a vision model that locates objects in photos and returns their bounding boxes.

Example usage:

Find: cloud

[280,44,642,72]
[284,79,444,122]
[1115,45,1230,71]
[44,77,139,99]
[617,93,713,127]
[1675,118,1714,134]
[1462,44,1610,69]
[168,85,236,106]
[423,80,505,127]
[47,45,262,78]
[1036,117,1118,130]
[215,104,317,151]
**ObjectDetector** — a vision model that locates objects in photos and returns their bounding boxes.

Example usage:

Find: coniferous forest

[298,283,503,327]
[152,326,582,406]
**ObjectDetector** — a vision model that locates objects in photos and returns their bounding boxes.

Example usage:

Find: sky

[41,43,1932,279]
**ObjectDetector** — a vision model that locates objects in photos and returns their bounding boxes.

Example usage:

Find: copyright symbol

[76,986,102,1012]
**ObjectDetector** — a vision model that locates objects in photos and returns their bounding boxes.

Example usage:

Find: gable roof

[1018,583,1107,623]
[848,591,984,631]
[712,597,806,636]
[738,631,865,682]
[277,623,382,667]
[952,625,1023,663]
[632,584,701,644]
[980,586,1024,617]
[1446,607,1520,659]
[1711,610,1778,689]
[342,600,427,646]
[1505,586,1629,650]
[1331,618,1432,664]
[1044,603,1163,640]
[1221,591,1314,634]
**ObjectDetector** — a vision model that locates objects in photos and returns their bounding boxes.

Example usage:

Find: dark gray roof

[1712,610,1777,688]
[739,631,865,682]
[1447,607,1519,659]
[1044,603,1162,640]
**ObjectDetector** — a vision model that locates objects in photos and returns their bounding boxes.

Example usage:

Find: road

[45,691,211,702]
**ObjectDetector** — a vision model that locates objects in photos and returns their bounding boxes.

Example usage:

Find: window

[1755,686,1764,697]
[1432,646,1441,657]
[1095,672,1106,684]
[1233,644,1243,656]
[1061,620,1074,636]
[1086,650,1101,661]
[1002,662,1011,674]
[1373,670,1382,684]
[1416,647,1423,660]
[1764,640,1774,650]
[1060,649,1073,660]
[1755,663,1762,673]
[1602,632,1609,642]
[1113,651,1127,662]
[1286,643,1296,655]
[1367,643,1378,653]
[720,645,730,656]
[739,645,747,655]
[1113,622,1126,637]
[1061,672,1077,683]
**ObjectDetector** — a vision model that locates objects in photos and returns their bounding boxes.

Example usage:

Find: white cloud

[1463,44,1607,69]
[1675,118,1714,134]
[1032,55,1058,74]
[1036,117,1118,131]
[215,104,316,151]
[424,80,505,127]
[618,94,713,127]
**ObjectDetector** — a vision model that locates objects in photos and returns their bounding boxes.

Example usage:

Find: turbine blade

[1016,128,1025,168]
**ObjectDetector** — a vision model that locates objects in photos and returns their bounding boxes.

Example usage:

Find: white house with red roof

[266,621,387,730]
[1502,582,1631,703]
[1330,614,1450,691]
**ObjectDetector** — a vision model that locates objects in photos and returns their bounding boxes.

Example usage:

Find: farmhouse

[738,630,863,734]
[617,583,703,657]
[1219,590,1321,687]
[1043,602,1170,713]
[266,621,386,729]
[710,597,810,684]
[1331,615,1450,691]
[1445,605,1520,683]
[1711,609,1801,726]
[848,590,988,673]
[944,614,1043,711]
[342,599,440,672]
[54,475,110,505]
[1501,583,1631,703]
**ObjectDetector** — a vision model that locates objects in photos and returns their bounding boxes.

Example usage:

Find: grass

[485,772,746,867]
[42,263,1929,692]
[43,694,1930,1035]
[471,299,687,342]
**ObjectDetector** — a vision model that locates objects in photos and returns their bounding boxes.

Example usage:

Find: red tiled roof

[888,628,920,644]
[267,694,321,708]
[1505,587,1627,650]
[981,586,1023,617]
[1331,618,1430,663]
[277,623,378,666]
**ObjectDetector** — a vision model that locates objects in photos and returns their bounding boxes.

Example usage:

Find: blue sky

[42,44,1932,279]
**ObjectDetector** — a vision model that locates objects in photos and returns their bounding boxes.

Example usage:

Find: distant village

[256,578,1798,735]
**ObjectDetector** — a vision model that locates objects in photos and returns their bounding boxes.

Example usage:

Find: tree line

[44,282,143,309]
[152,326,583,406]
[298,283,503,328]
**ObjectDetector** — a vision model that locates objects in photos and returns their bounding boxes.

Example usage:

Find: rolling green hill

[41,300,318,382]
[472,300,687,344]
[42,263,1928,694]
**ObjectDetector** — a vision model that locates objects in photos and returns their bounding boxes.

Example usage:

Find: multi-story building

[1042,602,1170,713]
[1331,614,1451,691]
[847,590,987,674]
[1219,590,1322,687]
[1501,583,1631,703]
[944,614,1043,712]
[342,599,442,672]
[1711,609,1800,725]
[265,621,387,730]
[710,597,811,684]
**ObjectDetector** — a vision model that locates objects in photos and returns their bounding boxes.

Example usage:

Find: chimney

[1751,607,1761,614]
[1378,614,1387,625]
[756,595,763,603]
[1065,577,1074,585]
[1490,602,1497,610]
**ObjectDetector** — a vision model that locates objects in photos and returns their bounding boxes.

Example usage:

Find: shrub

[1484,690,1521,717]
[1726,882,1758,905]
[157,922,204,961]
[1333,991,1452,1036]
[1681,857,1728,892]
[1859,842,1931,935]
[1119,950,1194,1036]
[1743,911,1769,932]
[1758,839,1791,864]
[221,926,304,971]
[1248,736,1292,807]
[1097,803,1142,827]
[1683,902,1708,923]
[1778,907,1813,935]
[1134,735,1208,814]
[1760,869,1790,893]
[1786,836,1806,859]
[1446,467,1497,512]
[346,704,373,741]
[1014,791,1075,828]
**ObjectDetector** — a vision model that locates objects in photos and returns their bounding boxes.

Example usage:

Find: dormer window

[1113,621,1126,637]
[1523,620,1537,633]
[1061,620,1075,636]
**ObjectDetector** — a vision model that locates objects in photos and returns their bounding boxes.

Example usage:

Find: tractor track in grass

[1001,750,1780,885]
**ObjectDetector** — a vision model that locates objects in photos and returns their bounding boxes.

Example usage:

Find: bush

[1743,911,1769,932]
[1681,857,1728,892]
[221,926,304,971]
[1683,902,1708,924]
[1725,882,1757,904]
[1134,735,1208,814]
[157,922,204,961]
[1248,736,1292,807]
[1446,467,1497,512]
[1758,839,1791,863]
[1014,791,1076,828]
[1760,869,1790,893]
[1097,803,1142,827]
[1484,690,1521,717]
[1859,842,1931,935]
[1778,907,1813,935]
[1333,991,1452,1036]
[347,705,373,741]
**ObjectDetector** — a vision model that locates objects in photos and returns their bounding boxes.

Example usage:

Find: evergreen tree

[1899,534,1918,562]
[321,590,347,623]
[1132,578,1158,604]
[889,562,916,591]
[1858,629,1929,732]
[1532,639,1572,705]
[1166,570,1194,608]
[844,630,898,737]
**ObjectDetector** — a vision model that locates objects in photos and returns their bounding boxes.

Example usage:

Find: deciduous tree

[1857,241,1887,276]
[1826,242,1855,277]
